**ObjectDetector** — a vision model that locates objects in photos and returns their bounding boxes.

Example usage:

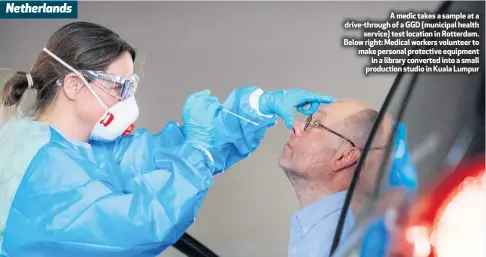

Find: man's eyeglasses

[304,115,386,150]
[304,115,357,147]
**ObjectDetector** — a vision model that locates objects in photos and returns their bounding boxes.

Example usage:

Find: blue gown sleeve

[204,86,277,174]
[5,141,216,257]
[111,86,277,177]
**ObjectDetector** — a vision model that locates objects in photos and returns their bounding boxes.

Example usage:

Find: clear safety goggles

[82,70,139,101]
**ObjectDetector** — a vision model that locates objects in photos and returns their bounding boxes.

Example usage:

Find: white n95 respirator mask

[90,96,139,142]
[42,47,140,142]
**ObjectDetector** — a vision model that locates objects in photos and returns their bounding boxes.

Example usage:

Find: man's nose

[290,120,305,139]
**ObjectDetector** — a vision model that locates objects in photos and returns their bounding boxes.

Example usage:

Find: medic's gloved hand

[259,89,335,129]
[182,89,222,146]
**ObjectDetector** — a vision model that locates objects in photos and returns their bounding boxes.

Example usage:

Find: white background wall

[0,2,439,257]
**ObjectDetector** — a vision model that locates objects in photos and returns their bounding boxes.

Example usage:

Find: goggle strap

[42,47,108,110]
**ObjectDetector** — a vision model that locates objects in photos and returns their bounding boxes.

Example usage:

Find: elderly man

[279,99,392,257]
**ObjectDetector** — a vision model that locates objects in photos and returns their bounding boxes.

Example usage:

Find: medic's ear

[62,73,84,100]
[332,147,361,172]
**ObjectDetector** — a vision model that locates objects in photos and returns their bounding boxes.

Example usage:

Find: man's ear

[62,74,84,100]
[332,147,361,172]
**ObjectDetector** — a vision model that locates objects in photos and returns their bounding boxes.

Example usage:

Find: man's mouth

[285,142,292,150]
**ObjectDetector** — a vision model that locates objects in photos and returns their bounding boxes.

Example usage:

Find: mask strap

[42,47,108,110]
[26,73,34,89]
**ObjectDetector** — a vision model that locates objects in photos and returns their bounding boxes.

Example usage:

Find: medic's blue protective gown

[0,87,277,257]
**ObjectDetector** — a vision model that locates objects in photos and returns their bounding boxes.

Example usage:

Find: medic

[0,22,334,256]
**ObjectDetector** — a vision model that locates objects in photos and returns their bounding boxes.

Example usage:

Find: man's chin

[277,158,285,169]
[277,153,287,167]
[278,156,294,172]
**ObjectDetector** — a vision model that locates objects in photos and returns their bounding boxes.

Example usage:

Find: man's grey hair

[342,108,379,148]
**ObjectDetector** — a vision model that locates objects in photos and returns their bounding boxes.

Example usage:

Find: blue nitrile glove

[182,89,222,146]
[259,89,335,129]
[389,121,418,192]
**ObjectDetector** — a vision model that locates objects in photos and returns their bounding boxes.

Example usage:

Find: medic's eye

[113,84,123,93]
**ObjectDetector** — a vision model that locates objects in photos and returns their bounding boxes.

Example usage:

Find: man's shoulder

[311,208,343,234]
[289,205,356,255]
[300,210,354,257]
[313,206,355,233]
